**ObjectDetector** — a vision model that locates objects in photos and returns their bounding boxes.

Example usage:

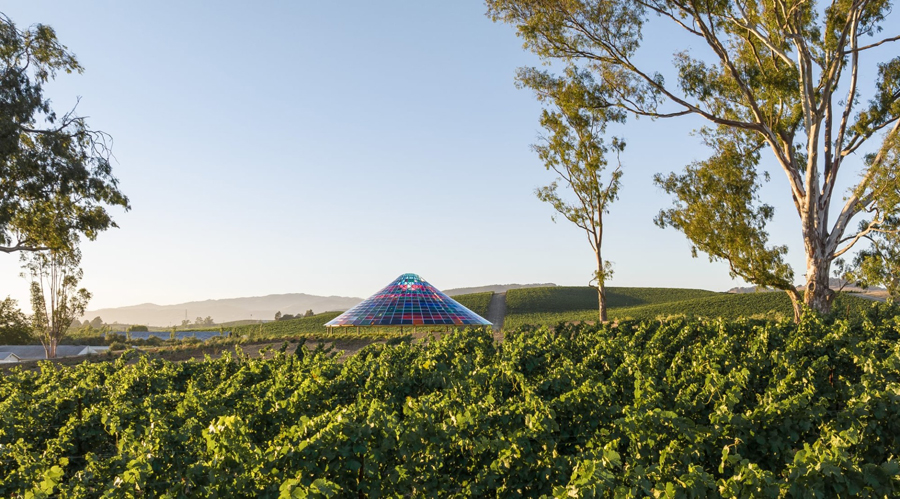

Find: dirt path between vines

[487,292,507,339]
[848,291,887,302]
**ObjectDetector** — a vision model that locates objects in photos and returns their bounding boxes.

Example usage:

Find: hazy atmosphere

[0,1,887,311]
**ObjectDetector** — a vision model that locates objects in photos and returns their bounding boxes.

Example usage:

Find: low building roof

[0,345,110,360]
[0,352,21,363]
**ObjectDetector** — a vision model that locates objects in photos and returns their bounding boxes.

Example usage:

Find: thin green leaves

[654,128,795,290]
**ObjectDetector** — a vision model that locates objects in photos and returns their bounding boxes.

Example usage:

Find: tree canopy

[0,296,31,344]
[0,13,129,254]
[840,215,900,303]
[487,0,900,317]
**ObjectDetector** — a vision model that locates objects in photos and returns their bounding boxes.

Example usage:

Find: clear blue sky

[0,2,889,310]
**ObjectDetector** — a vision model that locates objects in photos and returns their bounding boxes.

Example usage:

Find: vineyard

[230,312,343,338]
[2,306,899,497]
[450,291,493,317]
[506,286,720,314]
[504,287,877,329]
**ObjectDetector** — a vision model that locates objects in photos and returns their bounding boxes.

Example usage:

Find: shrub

[107,341,126,351]
[2,314,899,496]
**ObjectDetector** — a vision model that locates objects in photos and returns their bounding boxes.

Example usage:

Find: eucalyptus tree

[23,248,91,358]
[0,13,129,255]
[522,67,625,322]
[839,215,900,303]
[487,0,900,318]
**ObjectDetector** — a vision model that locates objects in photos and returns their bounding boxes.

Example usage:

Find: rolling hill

[82,293,364,327]
[503,286,877,329]
[442,283,557,295]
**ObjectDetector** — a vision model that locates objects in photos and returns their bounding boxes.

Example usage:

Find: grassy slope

[506,286,719,314]
[504,286,876,328]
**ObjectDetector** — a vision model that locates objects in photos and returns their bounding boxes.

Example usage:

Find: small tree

[839,216,900,304]
[274,311,282,321]
[74,321,99,341]
[304,309,315,318]
[0,297,32,344]
[90,316,103,329]
[23,249,91,358]
[521,67,625,322]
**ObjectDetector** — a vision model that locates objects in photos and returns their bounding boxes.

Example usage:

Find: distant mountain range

[83,294,364,327]
[83,283,557,327]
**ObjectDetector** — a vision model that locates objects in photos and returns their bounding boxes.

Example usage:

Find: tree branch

[829,119,900,253]
[721,14,795,66]
[833,220,881,258]
[0,241,49,253]
[639,1,704,37]
[563,14,767,132]
[684,0,807,202]
[832,9,861,174]
[844,34,900,53]
[842,114,900,156]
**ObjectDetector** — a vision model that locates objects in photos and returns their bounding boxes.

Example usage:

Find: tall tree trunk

[598,285,607,323]
[805,252,835,315]
[802,217,836,315]
[596,250,608,322]
[42,338,57,359]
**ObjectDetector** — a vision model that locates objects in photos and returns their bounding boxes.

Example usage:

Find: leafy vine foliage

[2,311,900,497]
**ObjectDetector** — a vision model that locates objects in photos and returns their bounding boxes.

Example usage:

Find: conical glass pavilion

[325,273,492,330]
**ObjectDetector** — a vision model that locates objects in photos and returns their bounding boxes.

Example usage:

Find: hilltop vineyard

[503,287,877,329]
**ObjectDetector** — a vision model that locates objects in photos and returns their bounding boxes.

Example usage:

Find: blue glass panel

[325,273,492,327]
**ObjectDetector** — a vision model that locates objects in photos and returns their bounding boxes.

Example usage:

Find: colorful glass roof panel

[325,273,492,327]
